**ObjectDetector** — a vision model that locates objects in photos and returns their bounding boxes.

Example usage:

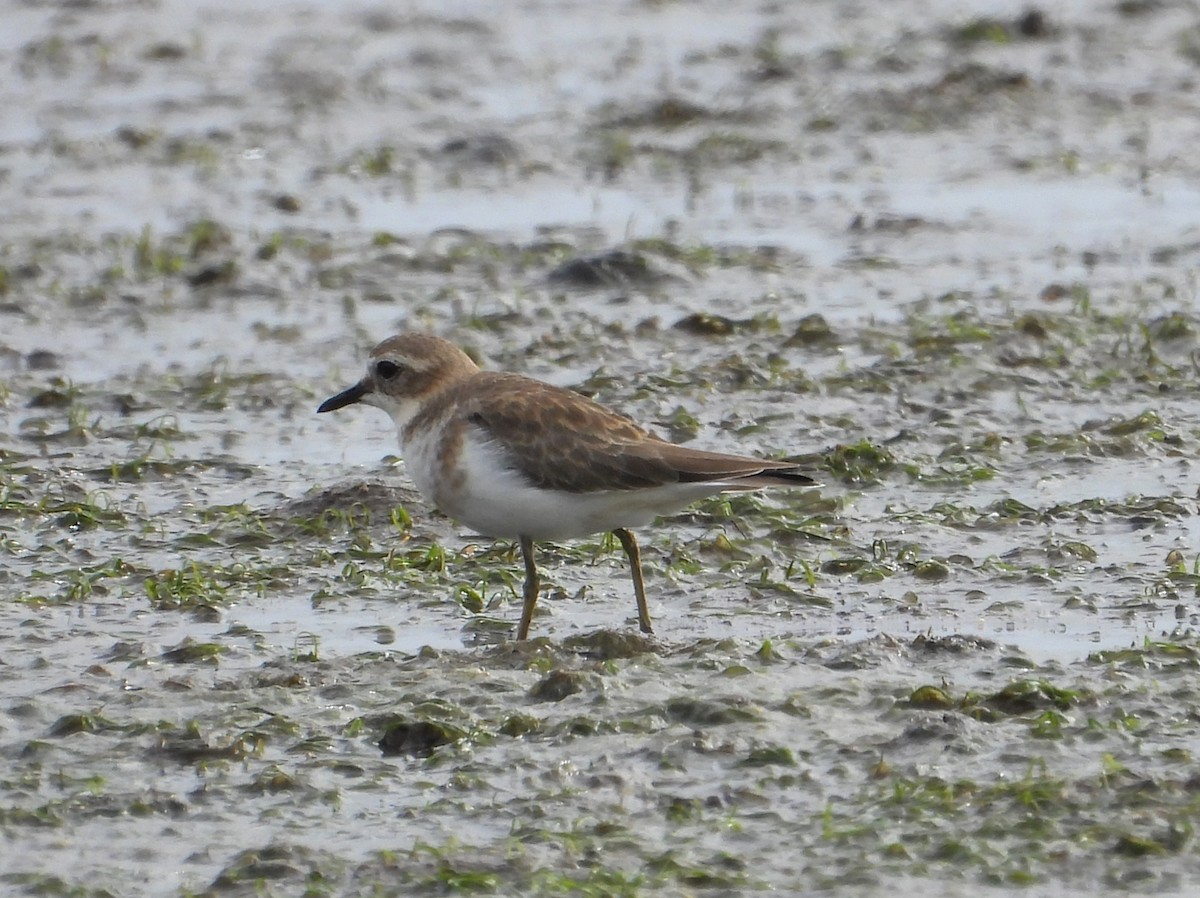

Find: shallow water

[4,0,1200,895]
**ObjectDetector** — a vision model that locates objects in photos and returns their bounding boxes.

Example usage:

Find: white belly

[402,424,729,540]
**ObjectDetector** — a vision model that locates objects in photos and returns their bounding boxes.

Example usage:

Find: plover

[318,333,816,639]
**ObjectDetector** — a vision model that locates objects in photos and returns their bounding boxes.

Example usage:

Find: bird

[318,333,817,639]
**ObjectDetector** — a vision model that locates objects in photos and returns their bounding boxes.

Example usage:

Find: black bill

[317,380,370,413]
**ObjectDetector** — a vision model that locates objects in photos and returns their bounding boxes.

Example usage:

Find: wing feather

[444,372,815,493]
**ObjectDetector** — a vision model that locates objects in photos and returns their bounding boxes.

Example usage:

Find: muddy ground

[4,0,1200,895]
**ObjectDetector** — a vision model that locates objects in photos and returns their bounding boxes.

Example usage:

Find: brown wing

[455,372,815,493]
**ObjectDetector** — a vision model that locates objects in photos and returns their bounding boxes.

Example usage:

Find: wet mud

[4,1,1200,895]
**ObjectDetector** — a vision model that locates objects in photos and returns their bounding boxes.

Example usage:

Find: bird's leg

[613,528,654,634]
[516,535,539,640]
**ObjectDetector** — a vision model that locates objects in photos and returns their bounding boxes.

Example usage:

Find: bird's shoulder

[444,371,677,492]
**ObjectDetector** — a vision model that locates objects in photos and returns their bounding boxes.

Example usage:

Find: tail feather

[662,447,817,488]
[736,469,818,488]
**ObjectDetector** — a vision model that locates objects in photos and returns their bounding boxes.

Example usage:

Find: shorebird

[319,333,816,639]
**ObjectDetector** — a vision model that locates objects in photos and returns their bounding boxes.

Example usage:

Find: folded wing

[459,373,816,494]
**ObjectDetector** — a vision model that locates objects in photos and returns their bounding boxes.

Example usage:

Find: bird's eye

[376,360,403,379]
